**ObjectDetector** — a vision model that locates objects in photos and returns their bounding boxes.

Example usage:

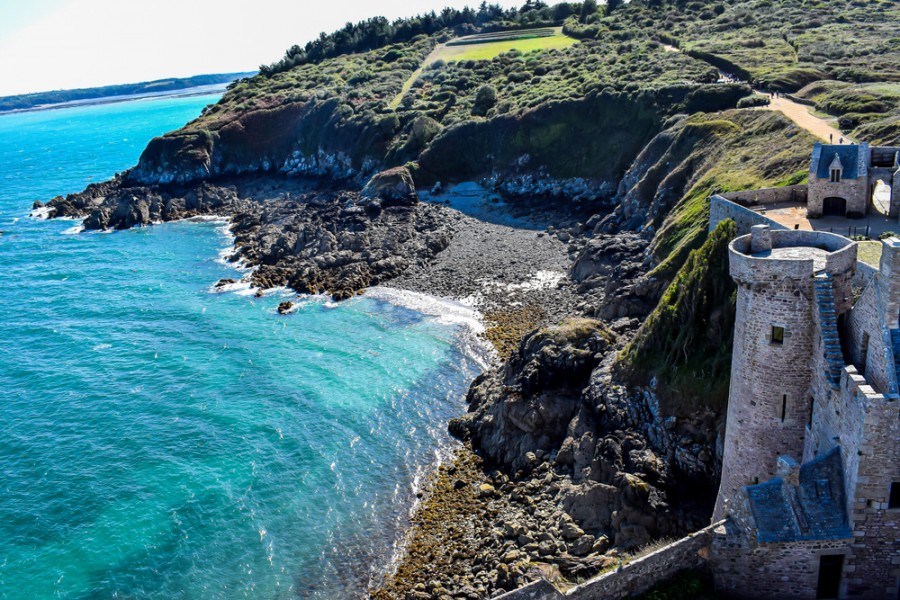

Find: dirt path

[761,94,851,143]
[658,43,850,143]
[389,45,443,109]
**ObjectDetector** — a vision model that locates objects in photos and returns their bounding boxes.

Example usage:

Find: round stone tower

[713,225,857,520]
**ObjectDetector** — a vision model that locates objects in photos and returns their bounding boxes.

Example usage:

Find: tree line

[259,1,607,76]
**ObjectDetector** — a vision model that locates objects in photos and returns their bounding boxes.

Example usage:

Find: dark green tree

[580,0,598,22]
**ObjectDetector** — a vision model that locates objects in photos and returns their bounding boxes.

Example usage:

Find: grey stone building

[808,142,900,218]
[711,226,900,599]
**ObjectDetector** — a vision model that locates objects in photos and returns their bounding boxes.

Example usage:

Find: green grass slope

[646,110,816,279]
[795,80,900,144]
[617,219,739,414]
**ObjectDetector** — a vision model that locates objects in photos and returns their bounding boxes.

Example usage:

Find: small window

[890,482,900,509]
[781,394,788,422]
[830,168,841,183]
[772,326,785,345]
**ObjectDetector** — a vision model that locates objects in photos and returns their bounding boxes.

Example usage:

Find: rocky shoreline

[369,316,718,599]
[40,169,722,600]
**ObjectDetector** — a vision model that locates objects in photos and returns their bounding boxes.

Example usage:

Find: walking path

[761,94,851,143]
[389,49,439,109]
[756,202,895,237]
[656,42,850,143]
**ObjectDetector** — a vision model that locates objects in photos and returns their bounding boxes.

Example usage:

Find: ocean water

[0,96,485,598]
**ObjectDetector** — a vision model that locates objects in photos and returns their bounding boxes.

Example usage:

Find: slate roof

[747,447,852,543]
[813,144,862,180]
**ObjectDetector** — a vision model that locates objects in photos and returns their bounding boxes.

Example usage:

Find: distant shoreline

[0,83,232,115]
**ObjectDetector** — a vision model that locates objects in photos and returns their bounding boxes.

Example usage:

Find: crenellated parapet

[714,226,857,521]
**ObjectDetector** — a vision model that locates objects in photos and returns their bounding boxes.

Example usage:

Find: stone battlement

[729,226,857,284]
[714,221,899,599]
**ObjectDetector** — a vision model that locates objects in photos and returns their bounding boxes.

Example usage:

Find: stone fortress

[710,224,899,599]
[499,145,899,600]
[704,142,900,599]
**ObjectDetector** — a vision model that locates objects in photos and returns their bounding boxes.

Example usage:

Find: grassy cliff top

[163,0,896,145]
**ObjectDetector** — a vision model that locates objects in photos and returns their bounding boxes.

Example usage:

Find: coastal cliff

[38,0,900,597]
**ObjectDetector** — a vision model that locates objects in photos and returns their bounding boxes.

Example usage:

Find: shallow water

[0,93,484,599]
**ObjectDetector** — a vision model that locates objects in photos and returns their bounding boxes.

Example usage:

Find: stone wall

[723,184,808,206]
[715,230,857,520]
[808,175,868,217]
[877,238,900,330]
[715,258,816,518]
[802,362,900,599]
[712,520,851,600]
[496,522,724,600]
[709,194,788,235]
[843,277,896,395]
[843,380,900,599]
[853,261,877,289]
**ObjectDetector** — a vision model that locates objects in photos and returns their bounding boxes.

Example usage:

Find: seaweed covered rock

[50,177,454,301]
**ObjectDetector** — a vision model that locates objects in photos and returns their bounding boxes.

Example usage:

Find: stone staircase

[813,274,845,387]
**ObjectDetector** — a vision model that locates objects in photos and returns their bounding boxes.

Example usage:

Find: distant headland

[0,72,256,114]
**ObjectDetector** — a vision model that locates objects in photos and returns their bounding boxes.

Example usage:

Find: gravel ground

[388,208,585,332]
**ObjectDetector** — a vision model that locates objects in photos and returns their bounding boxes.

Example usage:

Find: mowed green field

[430,28,576,63]
[389,28,576,109]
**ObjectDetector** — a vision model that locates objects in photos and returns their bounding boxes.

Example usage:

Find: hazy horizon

[0,0,521,97]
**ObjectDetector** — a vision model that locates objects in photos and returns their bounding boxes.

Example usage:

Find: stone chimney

[775,455,801,487]
[750,224,772,254]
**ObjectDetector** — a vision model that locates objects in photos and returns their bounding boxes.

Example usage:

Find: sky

[0,0,522,97]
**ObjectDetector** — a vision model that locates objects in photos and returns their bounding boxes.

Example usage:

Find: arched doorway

[823,196,847,216]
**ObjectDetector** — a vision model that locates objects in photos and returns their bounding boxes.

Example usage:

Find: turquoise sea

[0,95,485,598]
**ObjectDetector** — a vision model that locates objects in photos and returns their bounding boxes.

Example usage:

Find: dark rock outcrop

[450,318,716,552]
[47,177,454,301]
[451,319,613,472]
[569,232,665,320]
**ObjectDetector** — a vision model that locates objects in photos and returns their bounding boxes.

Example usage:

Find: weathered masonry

[711,227,900,600]
[808,142,900,218]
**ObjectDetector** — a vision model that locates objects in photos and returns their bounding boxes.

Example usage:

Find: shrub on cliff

[472,84,498,116]
[616,219,738,414]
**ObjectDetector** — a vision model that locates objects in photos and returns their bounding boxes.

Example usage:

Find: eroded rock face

[47,178,249,229]
[451,319,613,473]
[450,318,715,552]
[569,232,666,321]
[234,191,449,300]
